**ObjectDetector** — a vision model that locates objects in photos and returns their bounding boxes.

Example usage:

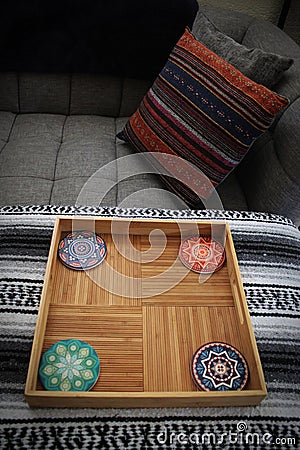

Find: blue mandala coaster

[58,230,106,270]
[39,339,100,391]
[191,342,249,391]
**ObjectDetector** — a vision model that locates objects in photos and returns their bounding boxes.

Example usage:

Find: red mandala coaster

[179,235,225,274]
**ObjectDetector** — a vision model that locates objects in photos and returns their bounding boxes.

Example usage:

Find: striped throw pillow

[117,28,289,207]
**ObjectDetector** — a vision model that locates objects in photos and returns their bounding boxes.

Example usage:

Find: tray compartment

[40,305,143,392]
[143,305,261,392]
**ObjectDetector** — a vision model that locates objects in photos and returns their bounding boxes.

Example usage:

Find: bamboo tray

[25,216,267,407]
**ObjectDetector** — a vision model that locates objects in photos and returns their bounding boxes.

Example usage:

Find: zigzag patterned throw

[0,205,299,449]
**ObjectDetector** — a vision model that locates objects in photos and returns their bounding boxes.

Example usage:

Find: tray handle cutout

[232,280,245,325]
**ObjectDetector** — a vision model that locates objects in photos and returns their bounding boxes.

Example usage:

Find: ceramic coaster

[58,230,106,270]
[191,342,249,391]
[39,339,100,391]
[179,235,225,274]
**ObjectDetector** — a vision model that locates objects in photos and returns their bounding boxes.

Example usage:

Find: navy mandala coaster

[191,342,249,391]
[58,230,107,270]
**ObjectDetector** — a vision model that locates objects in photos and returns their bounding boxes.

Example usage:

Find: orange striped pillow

[118,28,289,207]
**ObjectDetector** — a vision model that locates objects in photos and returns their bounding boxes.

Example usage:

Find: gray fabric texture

[0,177,54,205]
[199,5,253,42]
[70,75,122,116]
[242,19,300,59]
[119,79,152,117]
[238,139,300,225]
[0,73,151,117]
[0,114,64,179]
[0,111,15,144]
[192,11,293,87]
[51,177,118,207]
[54,115,117,179]
[0,73,19,112]
[274,97,300,185]
[19,73,70,114]
[116,177,186,209]
[216,172,248,211]
[0,110,248,210]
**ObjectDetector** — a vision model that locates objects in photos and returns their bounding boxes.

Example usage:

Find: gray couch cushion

[54,115,117,179]
[0,73,19,113]
[199,5,253,43]
[51,177,118,207]
[0,111,195,209]
[0,111,15,143]
[274,97,300,185]
[116,176,186,209]
[242,18,300,60]
[119,79,152,118]
[239,139,300,225]
[19,73,70,114]
[0,73,151,118]
[0,114,64,179]
[0,177,54,205]
[216,173,248,211]
[115,119,187,210]
[70,75,122,116]
[192,11,293,87]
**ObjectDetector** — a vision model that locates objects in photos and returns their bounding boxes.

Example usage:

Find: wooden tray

[25,216,267,407]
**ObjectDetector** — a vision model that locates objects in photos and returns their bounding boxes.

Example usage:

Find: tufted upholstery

[0,4,299,224]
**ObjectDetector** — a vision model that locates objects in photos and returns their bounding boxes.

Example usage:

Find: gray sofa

[0,4,299,224]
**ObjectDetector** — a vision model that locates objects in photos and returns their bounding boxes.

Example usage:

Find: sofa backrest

[0,0,198,79]
[0,72,152,117]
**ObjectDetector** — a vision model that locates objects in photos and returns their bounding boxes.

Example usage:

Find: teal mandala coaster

[39,339,100,391]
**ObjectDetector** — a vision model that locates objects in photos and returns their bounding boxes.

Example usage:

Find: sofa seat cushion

[0,113,119,206]
[0,112,187,208]
[0,113,64,204]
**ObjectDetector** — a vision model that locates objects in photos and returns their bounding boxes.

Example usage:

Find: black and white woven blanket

[0,205,299,450]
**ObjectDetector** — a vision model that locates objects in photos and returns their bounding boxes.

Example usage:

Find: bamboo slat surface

[40,305,143,392]
[52,233,141,306]
[143,305,261,392]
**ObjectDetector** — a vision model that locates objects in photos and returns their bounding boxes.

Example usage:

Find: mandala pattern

[39,339,100,391]
[58,230,106,270]
[179,235,225,273]
[191,342,249,391]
